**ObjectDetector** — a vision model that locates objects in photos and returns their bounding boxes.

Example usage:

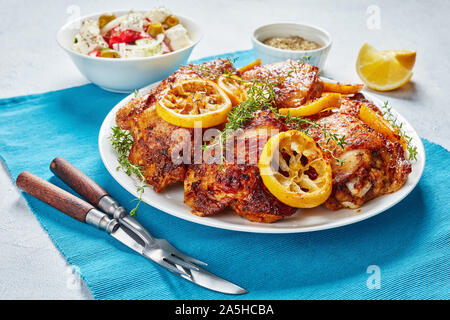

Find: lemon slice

[217,75,250,106]
[258,130,332,208]
[278,93,341,117]
[156,79,232,128]
[359,103,406,150]
[322,82,363,94]
[356,43,416,91]
[237,59,261,74]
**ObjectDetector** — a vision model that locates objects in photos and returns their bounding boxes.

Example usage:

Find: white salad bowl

[251,22,332,70]
[57,10,202,93]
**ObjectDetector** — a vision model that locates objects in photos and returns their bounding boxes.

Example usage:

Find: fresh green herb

[108,126,148,216]
[226,56,239,65]
[130,185,146,217]
[218,80,278,142]
[198,60,347,165]
[74,38,78,44]
[300,55,312,63]
[133,89,139,97]
[188,58,238,80]
[286,56,312,77]
[382,101,418,161]
[268,107,347,166]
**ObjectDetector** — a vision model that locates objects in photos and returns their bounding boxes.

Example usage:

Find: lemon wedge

[356,43,416,91]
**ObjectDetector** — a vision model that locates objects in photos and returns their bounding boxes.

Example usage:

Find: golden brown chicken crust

[155,58,237,99]
[241,60,323,108]
[185,163,296,223]
[307,112,411,210]
[116,59,412,220]
[115,59,237,192]
[116,93,153,130]
[116,92,191,192]
[184,111,297,223]
[339,93,384,118]
[127,104,193,192]
[116,94,193,192]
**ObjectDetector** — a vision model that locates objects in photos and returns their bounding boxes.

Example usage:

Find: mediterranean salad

[73,7,192,58]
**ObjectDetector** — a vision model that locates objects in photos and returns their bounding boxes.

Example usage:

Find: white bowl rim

[252,22,332,54]
[56,9,203,62]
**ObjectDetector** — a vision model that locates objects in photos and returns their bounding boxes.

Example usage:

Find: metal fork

[15,157,247,294]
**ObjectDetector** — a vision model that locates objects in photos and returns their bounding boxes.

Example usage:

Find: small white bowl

[251,22,332,70]
[57,10,202,93]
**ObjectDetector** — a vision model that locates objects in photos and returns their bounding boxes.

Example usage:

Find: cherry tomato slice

[107,29,149,47]
[88,49,101,57]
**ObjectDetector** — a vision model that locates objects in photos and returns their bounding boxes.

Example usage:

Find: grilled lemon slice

[359,103,406,150]
[156,79,232,128]
[278,93,341,117]
[258,130,332,208]
[217,75,250,106]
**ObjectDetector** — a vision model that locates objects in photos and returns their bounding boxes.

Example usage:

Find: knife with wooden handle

[50,157,127,219]
[16,159,247,295]
[16,171,117,232]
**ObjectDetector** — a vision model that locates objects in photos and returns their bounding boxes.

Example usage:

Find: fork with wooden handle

[15,158,247,295]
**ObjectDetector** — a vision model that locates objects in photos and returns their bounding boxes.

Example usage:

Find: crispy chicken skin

[115,59,236,192]
[339,93,385,118]
[241,60,323,108]
[184,111,297,223]
[307,104,411,210]
[155,58,236,98]
[116,58,412,221]
[116,93,193,192]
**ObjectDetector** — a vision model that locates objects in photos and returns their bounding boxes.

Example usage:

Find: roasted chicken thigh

[184,111,297,223]
[115,59,236,192]
[241,60,323,108]
[306,95,412,210]
[115,57,412,222]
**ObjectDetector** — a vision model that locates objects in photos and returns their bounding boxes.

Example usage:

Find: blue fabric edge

[0,49,255,300]
[0,152,96,298]
[2,135,445,300]
[1,47,447,300]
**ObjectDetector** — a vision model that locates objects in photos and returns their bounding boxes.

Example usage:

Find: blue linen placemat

[0,50,449,300]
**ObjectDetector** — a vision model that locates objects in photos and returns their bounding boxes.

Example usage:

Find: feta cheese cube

[145,6,172,23]
[165,24,192,51]
[73,19,108,54]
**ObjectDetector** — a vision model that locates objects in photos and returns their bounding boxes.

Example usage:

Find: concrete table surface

[0,0,448,299]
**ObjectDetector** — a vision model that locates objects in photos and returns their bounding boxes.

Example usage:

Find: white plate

[98,81,425,233]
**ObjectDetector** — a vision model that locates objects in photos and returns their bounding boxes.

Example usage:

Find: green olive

[147,22,164,37]
[100,49,120,58]
[164,15,179,29]
[98,14,116,29]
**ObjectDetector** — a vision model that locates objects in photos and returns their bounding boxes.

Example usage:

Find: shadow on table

[365,81,418,101]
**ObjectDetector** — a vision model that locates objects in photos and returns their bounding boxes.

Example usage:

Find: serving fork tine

[117,214,204,275]
[15,157,246,294]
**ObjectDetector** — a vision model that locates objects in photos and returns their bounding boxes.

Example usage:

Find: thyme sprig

[188,57,238,80]
[381,101,418,161]
[108,126,148,216]
[110,57,348,211]
[219,80,278,142]
[286,55,312,77]
[200,57,347,165]
[268,107,347,166]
